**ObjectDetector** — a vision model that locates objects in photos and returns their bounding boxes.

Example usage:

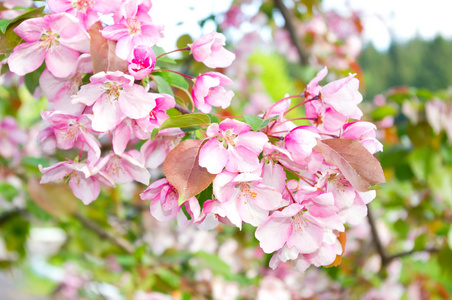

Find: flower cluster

[3,0,384,273]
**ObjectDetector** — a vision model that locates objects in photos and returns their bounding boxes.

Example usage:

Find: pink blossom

[140,178,196,222]
[2,0,32,9]
[341,121,383,154]
[41,110,101,163]
[199,119,268,174]
[0,116,27,160]
[305,99,348,134]
[127,45,155,80]
[322,73,363,119]
[220,5,243,30]
[305,67,363,121]
[304,67,327,101]
[262,98,297,138]
[190,32,235,68]
[213,170,285,228]
[71,71,156,132]
[8,13,90,78]
[39,54,93,115]
[39,161,114,204]
[192,72,234,113]
[47,0,122,29]
[255,198,343,255]
[284,126,320,165]
[135,93,176,131]
[92,150,150,185]
[101,4,164,59]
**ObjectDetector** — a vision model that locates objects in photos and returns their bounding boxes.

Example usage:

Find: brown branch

[273,0,309,65]
[367,205,439,268]
[367,205,389,266]
[74,213,134,254]
[174,103,191,115]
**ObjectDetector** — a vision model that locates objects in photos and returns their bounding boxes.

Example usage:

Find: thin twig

[74,213,134,254]
[273,0,309,65]
[174,103,191,115]
[386,247,439,262]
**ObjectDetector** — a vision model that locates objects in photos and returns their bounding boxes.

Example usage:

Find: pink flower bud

[127,45,156,80]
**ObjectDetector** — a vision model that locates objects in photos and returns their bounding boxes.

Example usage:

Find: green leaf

[413,233,428,251]
[195,183,213,208]
[153,70,188,90]
[207,113,219,124]
[408,147,442,182]
[243,115,267,131]
[0,183,19,202]
[0,6,45,34]
[194,251,233,279]
[116,255,137,269]
[24,62,46,94]
[150,128,160,140]
[160,113,210,130]
[0,6,46,54]
[156,268,180,288]
[0,19,10,34]
[152,75,174,96]
[371,105,398,121]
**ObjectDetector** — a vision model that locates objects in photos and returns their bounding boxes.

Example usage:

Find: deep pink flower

[71,71,156,132]
[192,72,234,113]
[199,119,268,174]
[190,32,235,68]
[8,13,90,78]
[127,45,155,80]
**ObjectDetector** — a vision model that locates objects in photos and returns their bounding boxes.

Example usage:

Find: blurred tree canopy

[359,36,452,98]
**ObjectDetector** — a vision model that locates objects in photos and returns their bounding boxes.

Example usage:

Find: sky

[323,0,452,50]
[151,0,452,51]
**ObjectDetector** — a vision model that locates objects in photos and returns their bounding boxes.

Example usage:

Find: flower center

[39,30,60,51]
[60,119,80,143]
[237,183,257,204]
[291,211,309,233]
[105,155,125,177]
[218,129,237,149]
[104,82,123,102]
[72,0,93,12]
[127,17,141,35]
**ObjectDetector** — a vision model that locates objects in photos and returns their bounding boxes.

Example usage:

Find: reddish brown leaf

[314,138,385,192]
[88,22,127,74]
[163,139,216,205]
